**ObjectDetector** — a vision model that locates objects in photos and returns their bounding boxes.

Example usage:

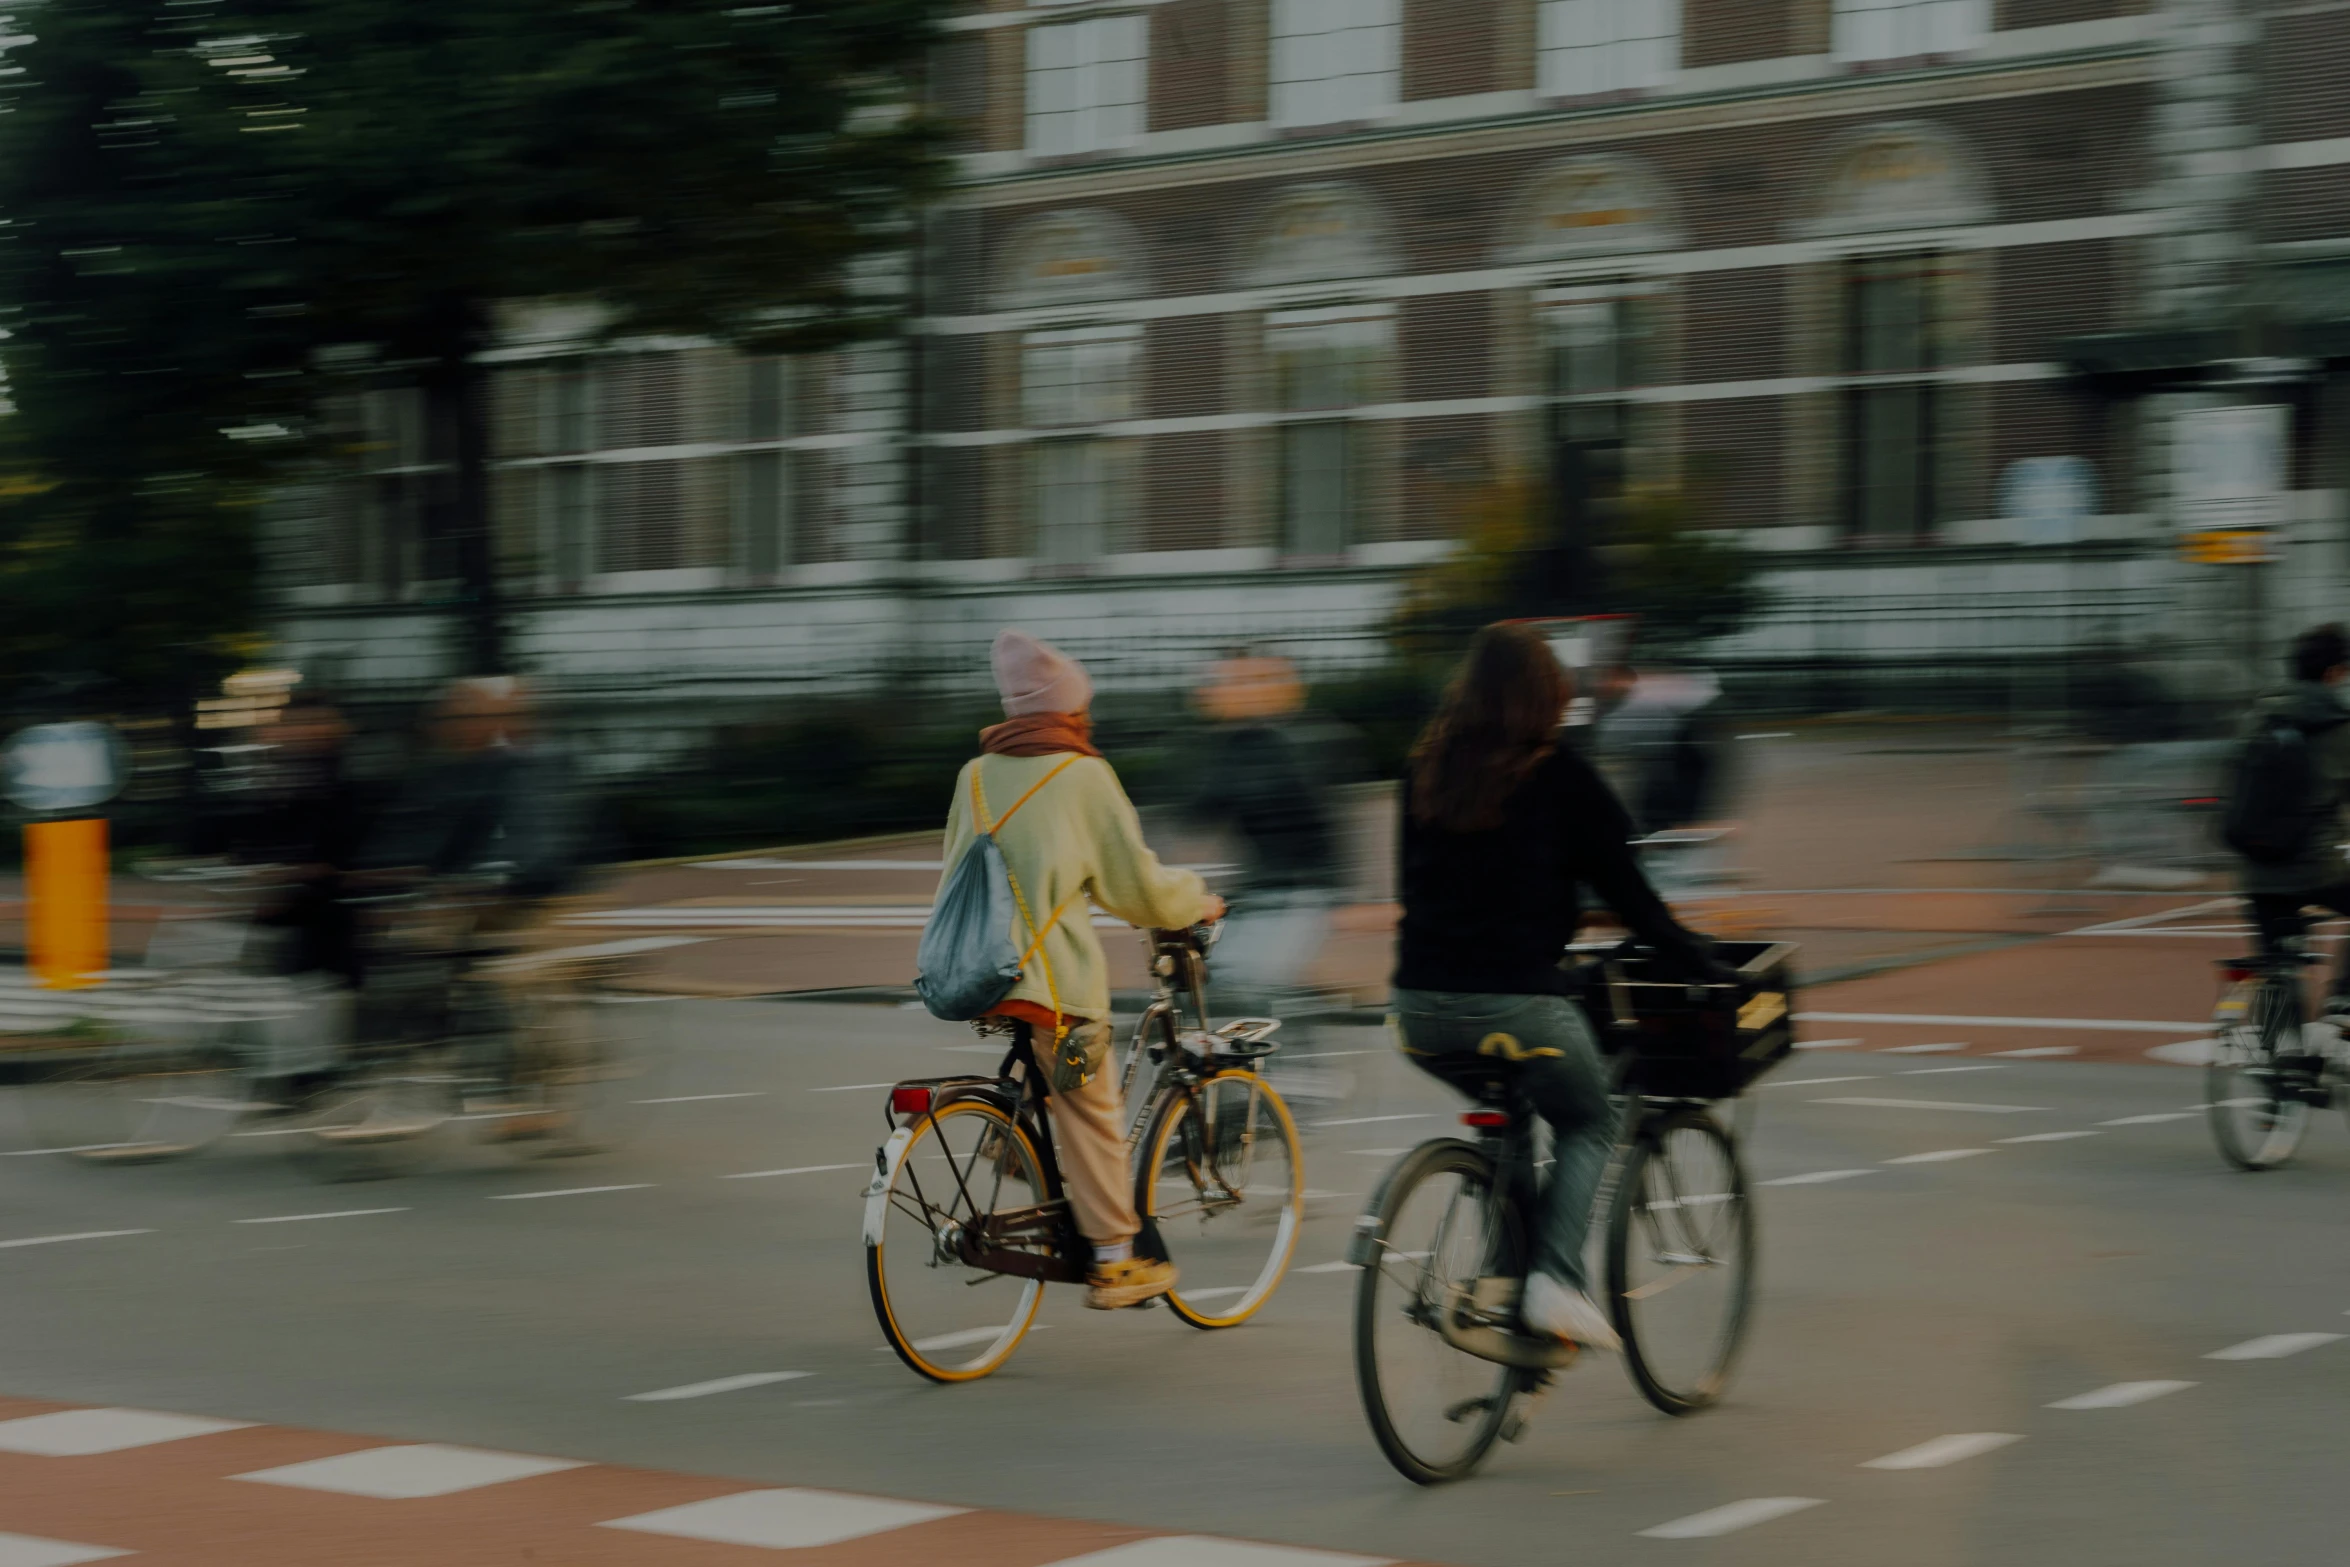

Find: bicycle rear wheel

[28,1030,260,1163]
[866,1100,1049,1382]
[491,977,658,1158]
[1138,1068,1304,1329]
[1605,1106,1753,1416]
[2208,976,2309,1171]
[1353,1142,1528,1484]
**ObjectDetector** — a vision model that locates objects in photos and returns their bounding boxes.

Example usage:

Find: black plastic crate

[1591,939,1798,1099]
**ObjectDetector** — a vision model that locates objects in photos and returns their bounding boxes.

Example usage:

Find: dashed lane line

[720,1164,865,1181]
[2099,1112,2198,1125]
[1902,1065,2005,1075]
[2048,1381,2196,1410]
[634,1092,768,1105]
[1883,1149,1993,1164]
[1999,1131,2103,1143]
[2206,1333,2345,1361]
[1861,1433,2023,1470]
[1993,1046,2079,1057]
[487,1185,656,1202]
[809,1083,898,1094]
[1792,1038,1862,1050]
[1638,1498,1825,1540]
[1877,1042,1969,1054]
[1798,1011,2210,1033]
[1312,1114,1435,1128]
[234,1209,408,1225]
[1814,1098,2044,1114]
[1762,1076,1875,1088]
[0,1229,154,1250]
[1298,1261,1360,1273]
[624,1372,813,1403]
[1761,1169,1874,1186]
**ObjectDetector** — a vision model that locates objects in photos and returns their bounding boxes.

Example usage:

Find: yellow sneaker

[1086,1256,1177,1310]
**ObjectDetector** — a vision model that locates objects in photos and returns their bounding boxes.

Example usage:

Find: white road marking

[1815,1098,2043,1113]
[1046,1541,1395,1566]
[235,1443,587,1498]
[1998,1131,2103,1143]
[0,1408,253,1456]
[1313,1114,1433,1128]
[1862,1432,2022,1469]
[2062,897,2236,937]
[1761,1169,1874,1186]
[2047,1380,2196,1410]
[721,1164,865,1181]
[0,1528,130,1566]
[479,935,707,974]
[0,1229,153,1250]
[1638,1497,1824,1539]
[908,1325,1028,1352]
[1763,1076,1876,1087]
[2099,1113,2197,1126]
[1793,1038,1863,1050]
[1800,1011,2208,1034]
[235,1208,409,1225]
[1299,1261,1361,1273]
[1883,1148,1993,1164]
[625,1371,813,1402]
[599,1488,969,1551]
[810,1083,897,1093]
[634,1092,766,1105]
[1177,1286,1253,1301]
[1878,1042,1968,1054]
[0,1144,132,1157]
[2146,1039,2217,1065]
[1903,1065,2004,1075]
[487,1184,655,1201]
[2206,1333,2345,1361]
[1993,1046,2079,1057]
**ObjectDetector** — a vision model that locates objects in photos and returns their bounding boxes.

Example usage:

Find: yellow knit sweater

[937,752,1212,1023]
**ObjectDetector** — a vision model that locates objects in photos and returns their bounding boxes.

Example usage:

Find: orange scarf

[978,711,1103,758]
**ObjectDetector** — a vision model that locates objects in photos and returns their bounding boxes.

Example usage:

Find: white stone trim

[921,211,2166,335]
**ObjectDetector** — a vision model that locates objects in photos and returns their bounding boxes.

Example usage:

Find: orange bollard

[26,817,107,989]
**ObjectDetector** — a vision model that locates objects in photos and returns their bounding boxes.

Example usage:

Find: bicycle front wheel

[29,1030,260,1163]
[1353,1141,1527,1485]
[2208,977,2309,1171]
[1606,1106,1754,1416]
[866,1100,1048,1383]
[1138,1068,1304,1329]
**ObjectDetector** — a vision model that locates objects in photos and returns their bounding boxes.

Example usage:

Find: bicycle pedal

[1499,1409,1530,1444]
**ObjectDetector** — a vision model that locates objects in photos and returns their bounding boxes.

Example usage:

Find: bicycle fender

[861,1127,914,1247]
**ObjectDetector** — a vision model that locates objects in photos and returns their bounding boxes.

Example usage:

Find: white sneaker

[1520,1272,1622,1353]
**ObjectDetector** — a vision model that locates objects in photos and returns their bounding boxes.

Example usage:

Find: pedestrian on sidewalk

[938,629,1224,1309]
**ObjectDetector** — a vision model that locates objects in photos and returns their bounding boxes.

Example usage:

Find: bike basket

[1597,940,1798,1099]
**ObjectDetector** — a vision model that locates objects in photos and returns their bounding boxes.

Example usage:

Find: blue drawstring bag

[914,757,1080,1021]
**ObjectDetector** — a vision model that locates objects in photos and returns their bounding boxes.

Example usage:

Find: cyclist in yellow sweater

[939,630,1224,1309]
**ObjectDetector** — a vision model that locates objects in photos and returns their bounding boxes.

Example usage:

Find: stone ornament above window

[1501,154,1682,264]
[1794,120,1991,238]
[993,208,1148,312]
[1242,182,1395,288]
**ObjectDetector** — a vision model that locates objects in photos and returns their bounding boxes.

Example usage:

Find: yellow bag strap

[971,755,1085,1039]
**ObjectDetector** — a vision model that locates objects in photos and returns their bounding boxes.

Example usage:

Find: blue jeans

[1390,989,1617,1292]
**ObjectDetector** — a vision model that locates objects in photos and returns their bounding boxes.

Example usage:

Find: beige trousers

[1037,1020,1139,1245]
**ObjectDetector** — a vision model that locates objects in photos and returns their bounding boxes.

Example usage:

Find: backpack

[913,756,1082,1022]
[2223,711,2344,865]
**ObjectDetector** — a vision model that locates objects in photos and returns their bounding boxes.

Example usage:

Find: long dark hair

[1408,622,1573,832]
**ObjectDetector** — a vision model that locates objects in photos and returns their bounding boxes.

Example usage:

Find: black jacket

[1394,743,1709,996]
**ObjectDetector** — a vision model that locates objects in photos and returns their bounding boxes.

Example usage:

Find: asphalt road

[5,994,2349,1567]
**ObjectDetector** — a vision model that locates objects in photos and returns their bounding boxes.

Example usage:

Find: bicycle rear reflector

[890,1086,934,1116]
[2219,963,2256,984]
[1462,1110,1510,1129]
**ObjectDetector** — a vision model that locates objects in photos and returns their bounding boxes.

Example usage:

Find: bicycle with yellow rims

[865,921,1306,1381]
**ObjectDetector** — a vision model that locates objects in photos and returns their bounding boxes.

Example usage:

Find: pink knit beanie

[992,629,1093,716]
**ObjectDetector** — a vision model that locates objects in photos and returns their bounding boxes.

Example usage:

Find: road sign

[1999,456,2099,546]
[2174,404,2287,535]
[3,721,127,815]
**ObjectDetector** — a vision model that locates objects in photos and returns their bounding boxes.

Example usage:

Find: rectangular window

[543,463,596,588]
[1832,0,1987,63]
[1035,440,1113,567]
[543,366,596,455]
[1539,0,1680,98]
[1026,14,1146,158]
[1022,325,1139,429]
[1269,0,1399,129]
[744,355,791,444]
[1843,254,1942,540]
[1542,289,1655,529]
[739,450,791,577]
[1268,306,1389,557]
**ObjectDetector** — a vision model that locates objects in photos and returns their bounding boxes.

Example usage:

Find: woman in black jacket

[1393,623,1722,1348]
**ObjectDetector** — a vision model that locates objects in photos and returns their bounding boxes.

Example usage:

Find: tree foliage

[0,0,951,689]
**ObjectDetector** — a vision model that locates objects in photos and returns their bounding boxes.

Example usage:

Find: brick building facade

[273,0,2350,762]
